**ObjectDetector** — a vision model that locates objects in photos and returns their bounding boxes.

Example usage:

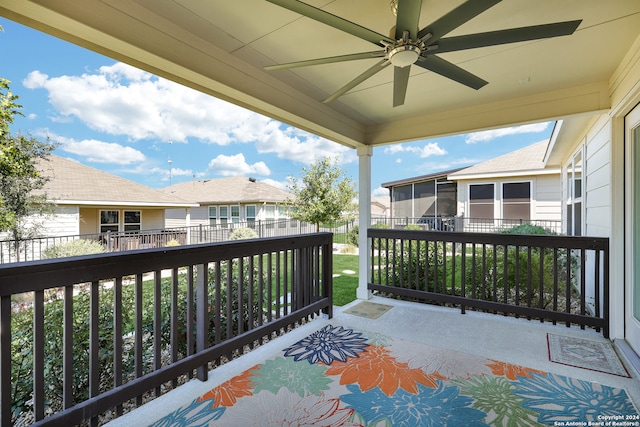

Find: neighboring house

[370,196,390,219]
[163,177,292,228]
[0,154,197,240]
[448,140,562,231]
[381,168,463,223]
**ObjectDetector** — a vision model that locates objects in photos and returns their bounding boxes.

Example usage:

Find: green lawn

[332,253,359,306]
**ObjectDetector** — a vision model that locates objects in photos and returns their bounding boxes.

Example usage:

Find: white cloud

[383,142,446,158]
[23,62,355,166]
[372,186,388,197]
[207,153,271,176]
[465,122,550,144]
[261,178,289,191]
[45,132,146,165]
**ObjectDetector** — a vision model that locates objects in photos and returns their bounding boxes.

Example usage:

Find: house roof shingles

[162,177,291,205]
[40,155,196,207]
[448,141,553,180]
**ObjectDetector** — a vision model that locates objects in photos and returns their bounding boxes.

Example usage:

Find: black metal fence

[368,228,609,337]
[377,216,562,234]
[0,233,333,426]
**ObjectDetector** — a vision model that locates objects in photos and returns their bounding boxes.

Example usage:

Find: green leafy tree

[286,157,357,232]
[0,78,55,256]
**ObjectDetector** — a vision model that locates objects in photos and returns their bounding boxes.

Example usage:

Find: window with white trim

[469,183,495,222]
[246,205,256,227]
[100,210,119,233]
[219,206,228,227]
[209,206,217,226]
[566,150,583,236]
[124,210,141,231]
[502,182,531,221]
[231,205,240,223]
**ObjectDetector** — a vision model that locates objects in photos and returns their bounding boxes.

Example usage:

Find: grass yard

[332,253,359,306]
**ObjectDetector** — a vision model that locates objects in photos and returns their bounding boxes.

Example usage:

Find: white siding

[584,119,612,238]
[165,207,208,227]
[533,175,562,221]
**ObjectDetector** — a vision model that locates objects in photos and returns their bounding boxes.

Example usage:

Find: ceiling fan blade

[324,59,391,103]
[266,0,393,46]
[418,0,501,42]
[395,0,422,39]
[393,66,411,107]
[435,20,582,54]
[415,55,488,90]
[265,51,385,71]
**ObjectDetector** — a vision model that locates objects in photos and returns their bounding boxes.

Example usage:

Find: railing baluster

[90,281,99,427]
[1,295,11,427]
[514,246,520,317]
[580,248,586,328]
[113,278,123,416]
[63,285,74,410]
[238,258,244,335]
[171,269,179,387]
[565,248,571,327]
[186,265,194,378]
[135,273,143,405]
[527,246,532,319]
[595,250,601,332]
[33,290,45,421]
[153,271,162,396]
[248,256,255,334]
[196,264,208,382]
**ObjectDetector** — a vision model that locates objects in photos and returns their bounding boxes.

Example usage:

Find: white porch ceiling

[1,0,639,148]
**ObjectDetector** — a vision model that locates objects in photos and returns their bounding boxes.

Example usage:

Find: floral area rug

[152,324,638,426]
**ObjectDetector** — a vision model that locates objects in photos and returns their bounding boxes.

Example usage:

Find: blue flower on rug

[149,398,224,427]
[514,372,637,423]
[340,382,489,426]
[283,324,368,365]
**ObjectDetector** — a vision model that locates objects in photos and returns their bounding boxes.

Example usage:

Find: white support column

[357,146,373,300]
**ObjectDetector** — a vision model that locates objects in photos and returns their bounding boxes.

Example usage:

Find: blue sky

[0,18,553,197]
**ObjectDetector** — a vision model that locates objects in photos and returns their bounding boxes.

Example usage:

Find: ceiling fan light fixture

[388,44,420,68]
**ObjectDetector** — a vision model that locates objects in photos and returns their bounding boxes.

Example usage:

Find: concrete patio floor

[107,296,640,425]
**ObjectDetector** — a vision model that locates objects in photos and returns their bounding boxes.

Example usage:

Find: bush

[42,239,106,259]
[229,227,259,240]
[502,224,556,235]
[165,238,181,247]
[346,223,389,247]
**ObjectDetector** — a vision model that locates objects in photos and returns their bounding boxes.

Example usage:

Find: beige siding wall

[80,207,166,234]
[533,175,562,221]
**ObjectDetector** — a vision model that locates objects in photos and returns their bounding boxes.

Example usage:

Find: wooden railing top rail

[0,233,333,296]
[368,228,608,251]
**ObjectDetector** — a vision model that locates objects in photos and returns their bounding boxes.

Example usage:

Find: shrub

[502,224,556,235]
[229,227,259,240]
[42,239,106,259]
[346,223,389,247]
[165,238,181,247]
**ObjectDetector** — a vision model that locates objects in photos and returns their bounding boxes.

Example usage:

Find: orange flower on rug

[486,359,546,380]
[198,365,258,407]
[325,344,445,396]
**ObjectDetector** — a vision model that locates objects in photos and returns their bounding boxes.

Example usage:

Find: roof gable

[162,177,291,204]
[39,155,196,207]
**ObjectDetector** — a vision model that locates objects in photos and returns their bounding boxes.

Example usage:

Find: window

[100,210,119,233]
[502,182,531,221]
[392,184,412,219]
[414,181,435,217]
[124,210,141,231]
[469,184,495,221]
[231,205,240,223]
[436,181,457,217]
[209,206,217,226]
[566,150,583,236]
[219,206,228,226]
[265,204,276,228]
[246,205,256,227]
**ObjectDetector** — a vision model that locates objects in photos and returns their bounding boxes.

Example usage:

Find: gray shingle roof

[448,140,551,179]
[162,177,291,204]
[39,155,196,207]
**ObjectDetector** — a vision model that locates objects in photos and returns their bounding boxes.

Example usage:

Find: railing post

[1,296,11,427]
[196,263,209,381]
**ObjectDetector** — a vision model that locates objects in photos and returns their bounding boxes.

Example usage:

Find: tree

[286,157,357,232]
[0,78,55,257]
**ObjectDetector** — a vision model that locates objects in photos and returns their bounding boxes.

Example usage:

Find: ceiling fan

[264,0,582,107]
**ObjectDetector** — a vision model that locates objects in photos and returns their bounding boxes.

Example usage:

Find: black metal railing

[0,233,333,426]
[377,216,562,234]
[368,228,608,337]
